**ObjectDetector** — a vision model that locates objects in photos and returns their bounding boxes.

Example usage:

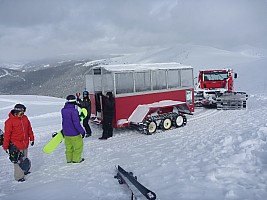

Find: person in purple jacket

[61,95,85,163]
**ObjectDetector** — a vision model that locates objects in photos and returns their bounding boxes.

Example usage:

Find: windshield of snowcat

[203,72,228,81]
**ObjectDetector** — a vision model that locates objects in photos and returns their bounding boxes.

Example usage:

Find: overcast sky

[0,0,267,63]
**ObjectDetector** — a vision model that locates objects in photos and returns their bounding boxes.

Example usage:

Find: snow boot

[18,178,25,182]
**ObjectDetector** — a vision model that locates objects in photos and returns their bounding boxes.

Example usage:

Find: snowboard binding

[52,132,58,138]
[8,143,20,163]
[7,143,31,173]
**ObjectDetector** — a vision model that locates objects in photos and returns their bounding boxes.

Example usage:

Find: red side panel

[228,73,234,92]
[90,89,194,128]
[114,89,193,128]
[201,80,227,89]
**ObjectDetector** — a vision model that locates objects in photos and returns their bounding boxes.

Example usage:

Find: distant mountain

[0,59,93,98]
[0,44,265,98]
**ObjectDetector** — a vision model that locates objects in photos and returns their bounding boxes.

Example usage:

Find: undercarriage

[194,91,248,110]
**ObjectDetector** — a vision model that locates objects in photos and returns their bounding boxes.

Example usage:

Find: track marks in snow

[188,108,222,122]
[79,108,229,176]
[87,108,223,153]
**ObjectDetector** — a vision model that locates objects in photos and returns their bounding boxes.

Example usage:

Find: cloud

[0,0,266,63]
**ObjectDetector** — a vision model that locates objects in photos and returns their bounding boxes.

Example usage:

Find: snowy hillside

[0,44,266,98]
[84,44,266,71]
[1,56,267,200]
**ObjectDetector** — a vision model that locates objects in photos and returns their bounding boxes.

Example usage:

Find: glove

[30,141,34,146]
[3,146,8,152]
[80,112,85,118]
[81,134,85,139]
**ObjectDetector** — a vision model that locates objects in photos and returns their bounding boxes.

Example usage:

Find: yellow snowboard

[42,108,87,154]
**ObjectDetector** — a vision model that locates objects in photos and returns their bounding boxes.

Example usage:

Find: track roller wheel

[147,121,157,134]
[174,114,187,128]
[161,118,172,130]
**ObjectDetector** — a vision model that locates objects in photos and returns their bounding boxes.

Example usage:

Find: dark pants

[102,116,113,138]
[83,115,92,135]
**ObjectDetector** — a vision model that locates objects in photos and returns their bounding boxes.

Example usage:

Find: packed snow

[1,57,267,199]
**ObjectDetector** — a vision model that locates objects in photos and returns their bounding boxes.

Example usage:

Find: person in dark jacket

[76,91,92,137]
[3,104,34,182]
[99,92,115,140]
[62,95,85,163]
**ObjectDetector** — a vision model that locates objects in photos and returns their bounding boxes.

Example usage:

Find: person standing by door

[99,92,115,140]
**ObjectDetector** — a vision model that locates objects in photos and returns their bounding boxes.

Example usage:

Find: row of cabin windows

[91,69,193,95]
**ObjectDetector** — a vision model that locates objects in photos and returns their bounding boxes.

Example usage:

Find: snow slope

[84,44,265,72]
[1,94,267,200]
[0,57,267,199]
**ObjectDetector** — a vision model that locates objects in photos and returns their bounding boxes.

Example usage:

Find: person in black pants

[76,91,92,137]
[99,92,115,140]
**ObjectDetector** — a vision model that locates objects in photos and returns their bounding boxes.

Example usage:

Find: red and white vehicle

[194,68,248,109]
[85,63,194,134]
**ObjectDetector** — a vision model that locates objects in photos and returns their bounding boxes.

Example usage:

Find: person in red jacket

[3,104,34,182]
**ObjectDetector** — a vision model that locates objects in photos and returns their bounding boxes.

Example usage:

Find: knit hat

[66,95,76,103]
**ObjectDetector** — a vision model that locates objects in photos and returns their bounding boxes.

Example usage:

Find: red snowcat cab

[194,69,248,109]
[85,62,194,134]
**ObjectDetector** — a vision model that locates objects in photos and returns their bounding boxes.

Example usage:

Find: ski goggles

[13,105,26,112]
[13,107,25,112]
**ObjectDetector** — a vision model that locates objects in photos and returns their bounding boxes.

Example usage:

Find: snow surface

[93,62,192,72]
[1,54,267,199]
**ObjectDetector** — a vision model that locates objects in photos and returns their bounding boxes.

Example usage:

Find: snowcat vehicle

[194,69,248,110]
[85,62,194,134]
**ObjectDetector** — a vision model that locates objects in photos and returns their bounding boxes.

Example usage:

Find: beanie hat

[66,95,76,103]
[13,104,26,112]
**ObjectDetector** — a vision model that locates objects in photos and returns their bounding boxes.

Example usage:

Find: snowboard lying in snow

[42,108,87,154]
[114,165,157,200]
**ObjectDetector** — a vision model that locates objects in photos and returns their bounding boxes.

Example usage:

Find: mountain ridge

[0,44,265,98]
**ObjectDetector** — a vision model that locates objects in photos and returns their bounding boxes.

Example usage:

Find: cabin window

[135,72,151,92]
[115,72,134,94]
[152,70,167,90]
[93,75,102,91]
[181,69,193,87]
[186,90,193,104]
[93,68,101,75]
[102,74,114,92]
[168,69,180,88]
